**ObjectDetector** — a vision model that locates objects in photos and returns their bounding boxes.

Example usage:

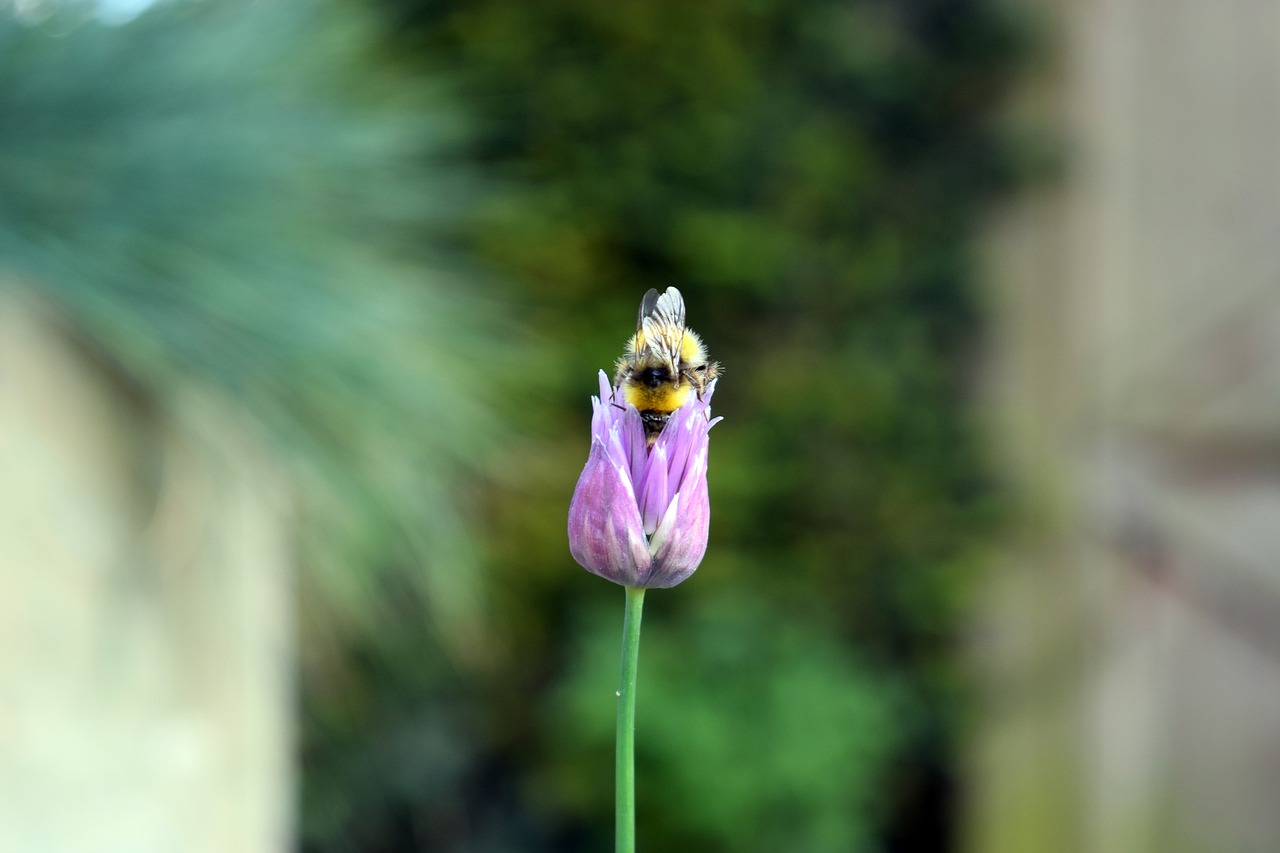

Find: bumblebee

[615,286,719,446]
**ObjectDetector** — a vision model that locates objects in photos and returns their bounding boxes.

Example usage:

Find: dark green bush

[302,0,1027,850]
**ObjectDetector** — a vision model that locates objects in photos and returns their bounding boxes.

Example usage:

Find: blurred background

[2,0,1279,852]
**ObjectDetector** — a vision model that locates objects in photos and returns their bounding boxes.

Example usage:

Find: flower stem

[616,586,646,853]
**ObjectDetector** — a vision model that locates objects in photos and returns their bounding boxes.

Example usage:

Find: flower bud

[568,370,720,588]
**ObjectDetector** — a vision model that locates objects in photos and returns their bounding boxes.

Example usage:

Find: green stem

[616,586,646,853]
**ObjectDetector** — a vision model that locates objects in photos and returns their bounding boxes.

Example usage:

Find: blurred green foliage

[0,0,1028,849]
[545,594,905,852]
[302,0,1027,851]
[0,1,511,648]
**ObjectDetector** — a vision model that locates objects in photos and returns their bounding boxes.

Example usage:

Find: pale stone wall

[0,294,293,853]
[969,1,1280,852]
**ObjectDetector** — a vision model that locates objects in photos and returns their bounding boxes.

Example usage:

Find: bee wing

[640,286,686,372]
[653,286,686,330]
[636,288,660,333]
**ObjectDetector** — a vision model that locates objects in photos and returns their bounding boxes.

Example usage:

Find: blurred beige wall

[0,294,293,853]
[970,1,1280,852]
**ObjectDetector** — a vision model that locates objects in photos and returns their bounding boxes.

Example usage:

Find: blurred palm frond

[0,0,512,651]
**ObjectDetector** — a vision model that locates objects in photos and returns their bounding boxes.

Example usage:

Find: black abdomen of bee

[639,366,671,388]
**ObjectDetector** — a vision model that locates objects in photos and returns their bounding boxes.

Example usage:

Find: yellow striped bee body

[614,287,719,446]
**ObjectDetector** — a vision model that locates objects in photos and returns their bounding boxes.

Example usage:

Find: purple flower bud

[568,370,721,588]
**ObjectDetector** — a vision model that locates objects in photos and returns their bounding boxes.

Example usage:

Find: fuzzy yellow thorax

[622,380,692,415]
